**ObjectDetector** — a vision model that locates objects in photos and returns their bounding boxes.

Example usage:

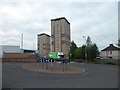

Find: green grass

[103,61,116,65]
[71,59,117,65]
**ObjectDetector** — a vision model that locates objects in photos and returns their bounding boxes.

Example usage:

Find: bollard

[46,63,48,70]
[57,59,64,72]
[41,58,44,68]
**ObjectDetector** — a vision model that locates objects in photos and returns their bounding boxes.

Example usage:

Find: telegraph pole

[21,34,23,53]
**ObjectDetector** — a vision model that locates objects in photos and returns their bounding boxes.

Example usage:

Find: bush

[104,61,116,65]
[93,62,101,64]
[76,60,83,62]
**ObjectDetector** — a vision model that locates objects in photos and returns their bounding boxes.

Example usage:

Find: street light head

[83,36,86,39]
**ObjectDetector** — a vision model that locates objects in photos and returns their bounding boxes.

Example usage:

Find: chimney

[110,44,113,46]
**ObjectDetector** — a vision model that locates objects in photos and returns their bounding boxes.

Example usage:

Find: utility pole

[21,34,23,53]
[33,42,35,50]
[83,36,87,62]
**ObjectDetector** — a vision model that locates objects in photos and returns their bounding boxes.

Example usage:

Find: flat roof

[51,17,70,24]
[0,45,20,47]
[38,33,50,37]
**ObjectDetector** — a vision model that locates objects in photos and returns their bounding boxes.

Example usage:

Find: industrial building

[0,45,21,59]
[0,45,36,62]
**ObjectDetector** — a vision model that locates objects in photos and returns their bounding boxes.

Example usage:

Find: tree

[86,36,92,46]
[118,38,120,47]
[69,37,99,61]
[93,43,99,58]
[81,45,86,60]
[82,36,99,61]
[86,43,99,61]
[74,47,82,59]
[70,41,77,59]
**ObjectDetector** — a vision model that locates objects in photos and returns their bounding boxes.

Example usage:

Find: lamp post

[83,36,87,62]
[70,53,72,61]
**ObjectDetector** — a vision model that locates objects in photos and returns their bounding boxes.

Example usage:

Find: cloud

[69,2,118,49]
[0,1,118,50]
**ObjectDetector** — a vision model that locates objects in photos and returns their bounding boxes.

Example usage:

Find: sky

[0,0,119,51]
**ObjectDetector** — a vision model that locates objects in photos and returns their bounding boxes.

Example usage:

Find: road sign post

[49,58,54,71]
[44,58,48,70]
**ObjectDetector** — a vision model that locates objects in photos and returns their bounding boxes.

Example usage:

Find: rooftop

[101,44,120,51]
[38,33,50,37]
[51,17,70,24]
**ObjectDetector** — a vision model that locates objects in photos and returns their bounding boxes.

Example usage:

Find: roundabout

[2,62,118,88]
[22,62,86,74]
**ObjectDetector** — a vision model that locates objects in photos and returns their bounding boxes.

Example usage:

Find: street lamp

[83,36,87,62]
[70,53,72,61]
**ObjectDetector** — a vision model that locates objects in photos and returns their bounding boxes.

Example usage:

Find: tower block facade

[51,17,71,58]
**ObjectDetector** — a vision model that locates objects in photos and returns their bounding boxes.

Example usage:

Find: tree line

[69,36,99,61]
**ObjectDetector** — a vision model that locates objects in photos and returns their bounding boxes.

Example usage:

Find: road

[0,61,2,90]
[2,62,118,88]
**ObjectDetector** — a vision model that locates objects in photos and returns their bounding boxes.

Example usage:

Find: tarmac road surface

[2,62,118,88]
[0,61,2,90]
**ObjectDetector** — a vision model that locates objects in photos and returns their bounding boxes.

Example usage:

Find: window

[109,57,112,59]
[110,51,112,54]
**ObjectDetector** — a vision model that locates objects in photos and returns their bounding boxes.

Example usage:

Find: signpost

[49,58,54,71]
[48,52,58,59]
[44,58,49,70]
[41,58,44,68]
[32,52,71,72]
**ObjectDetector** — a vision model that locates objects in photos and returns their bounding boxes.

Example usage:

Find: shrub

[104,61,116,65]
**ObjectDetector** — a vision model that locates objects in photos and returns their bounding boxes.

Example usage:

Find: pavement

[2,62,118,88]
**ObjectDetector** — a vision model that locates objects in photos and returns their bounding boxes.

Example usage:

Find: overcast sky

[0,0,119,51]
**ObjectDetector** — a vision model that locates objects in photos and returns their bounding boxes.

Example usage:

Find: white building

[100,44,120,60]
[0,45,21,58]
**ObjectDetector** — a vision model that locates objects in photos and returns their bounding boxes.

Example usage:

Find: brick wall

[2,53,36,62]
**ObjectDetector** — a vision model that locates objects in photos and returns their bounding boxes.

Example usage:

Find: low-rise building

[0,45,21,59]
[100,44,120,60]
